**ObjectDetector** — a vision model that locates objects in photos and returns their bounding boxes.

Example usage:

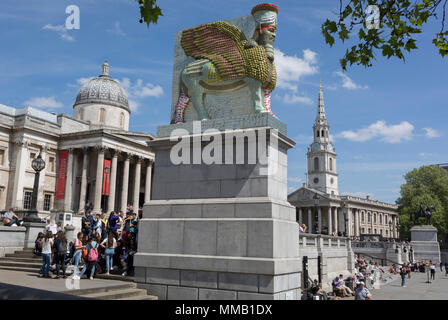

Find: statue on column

[410,203,435,225]
[173,3,278,123]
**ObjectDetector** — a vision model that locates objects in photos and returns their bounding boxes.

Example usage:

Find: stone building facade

[288,85,399,239]
[0,62,154,231]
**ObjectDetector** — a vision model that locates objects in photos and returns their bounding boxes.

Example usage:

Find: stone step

[80,288,147,300]
[0,265,40,273]
[62,283,136,296]
[117,294,158,300]
[0,260,42,269]
[95,273,135,282]
[5,252,38,258]
[0,257,42,263]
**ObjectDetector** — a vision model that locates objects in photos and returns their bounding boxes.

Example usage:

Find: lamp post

[313,194,319,234]
[23,151,46,222]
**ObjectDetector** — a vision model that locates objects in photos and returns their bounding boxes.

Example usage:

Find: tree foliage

[396,165,448,240]
[322,0,448,70]
[137,0,163,27]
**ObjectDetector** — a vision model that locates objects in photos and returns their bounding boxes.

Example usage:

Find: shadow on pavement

[0,283,91,300]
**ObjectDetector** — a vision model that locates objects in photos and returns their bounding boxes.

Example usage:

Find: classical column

[144,159,153,203]
[78,147,89,213]
[120,153,131,213]
[347,208,352,237]
[64,148,74,211]
[355,208,360,237]
[318,207,322,233]
[106,150,119,212]
[298,208,303,225]
[11,140,28,209]
[333,207,338,234]
[328,207,332,235]
[133,156,142,211]
[307,208,312,233]
[93,146,105,214]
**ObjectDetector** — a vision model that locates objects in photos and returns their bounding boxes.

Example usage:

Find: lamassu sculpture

[173,3,278,124]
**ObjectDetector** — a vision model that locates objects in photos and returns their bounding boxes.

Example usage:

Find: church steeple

[306,84,339,196]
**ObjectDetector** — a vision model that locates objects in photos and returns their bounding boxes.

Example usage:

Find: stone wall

[299,233,354,291]
[351,241,410,265]
[0,226,26,257]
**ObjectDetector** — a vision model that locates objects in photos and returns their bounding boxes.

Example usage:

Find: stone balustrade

[0,226,26,257]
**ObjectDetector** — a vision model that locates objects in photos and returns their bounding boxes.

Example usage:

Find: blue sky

[0,0,447,203]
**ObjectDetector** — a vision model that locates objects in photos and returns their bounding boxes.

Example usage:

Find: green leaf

[138,0,163,28]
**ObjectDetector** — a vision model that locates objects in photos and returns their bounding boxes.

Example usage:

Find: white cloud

[42,24,74,41]
[419,152,436,159]
[423,127,441,138]
[24,96,63,109]
[274,48,318,92]
[338,120,414,143]
[118,78,163,112]
[334,71,368,90]
[288,177,303,183]
[107,21,126,36]
[282,93,313,105]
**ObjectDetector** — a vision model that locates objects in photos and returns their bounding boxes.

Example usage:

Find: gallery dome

[73,61,130,112]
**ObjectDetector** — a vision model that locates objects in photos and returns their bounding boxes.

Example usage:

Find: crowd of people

[33,205,140,280]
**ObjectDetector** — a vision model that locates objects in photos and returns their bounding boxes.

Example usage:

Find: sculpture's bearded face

[258,25,276,62]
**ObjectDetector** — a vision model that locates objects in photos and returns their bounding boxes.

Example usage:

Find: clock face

[314,177,319,184]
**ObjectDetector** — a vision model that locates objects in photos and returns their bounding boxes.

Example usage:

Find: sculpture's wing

[181,21,247,80]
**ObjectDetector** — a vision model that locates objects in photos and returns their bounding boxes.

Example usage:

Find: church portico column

[120,153,131,213]
[354,208,360,237]
[107,150,119,212]
[333,207,338,234]
[64,148,74,211]
[93,146,105,214]
[133,156,142,211]
[11,140,28,210]
[78,147,90,213]
[298,208,303,225]
[328,206,332,235]
[307,208,312,233]
[144,159,153,204]
[318,207,322,233]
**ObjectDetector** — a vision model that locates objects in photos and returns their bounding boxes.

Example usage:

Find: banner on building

[55,150,68,199]
[102,159,111,196]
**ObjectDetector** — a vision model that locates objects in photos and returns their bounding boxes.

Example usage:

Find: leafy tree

[396,165,448,241]
[322,0,448,70]
[137,0,163,27]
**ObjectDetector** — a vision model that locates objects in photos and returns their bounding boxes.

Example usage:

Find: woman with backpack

[53,231,68,279]
[101,232,117,275]
[79,236,99,280]
[34,232,44,256]
[72,232,85,280]
[40,231,54,278]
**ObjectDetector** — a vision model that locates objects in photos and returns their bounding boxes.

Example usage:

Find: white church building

[288,85,399,239]
[0,62,154,230]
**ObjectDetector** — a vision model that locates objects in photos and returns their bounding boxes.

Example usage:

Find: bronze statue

[410,203,435,225]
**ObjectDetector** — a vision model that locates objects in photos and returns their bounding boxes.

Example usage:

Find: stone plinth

[23,222,46,249]
[410,225,441,264]
[0,226,26,257]
[135,126,301,300]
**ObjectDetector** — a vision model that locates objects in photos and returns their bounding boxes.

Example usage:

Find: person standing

[354,282,371,300]
[440,261,443,272]
[400,267,407,287]
[430,262,436,280]
[40,231,54,278]
[53,231,68,279]
[100,233,117,275]
[72,232,84,280]
[108,211,120,240]
[79,237,99,280]
[444,262,448,277]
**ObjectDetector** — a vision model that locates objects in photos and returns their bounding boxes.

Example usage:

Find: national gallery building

[0,62,154,230]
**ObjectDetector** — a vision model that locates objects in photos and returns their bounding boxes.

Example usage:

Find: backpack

[87,244,98,262]
[57,240,67,255]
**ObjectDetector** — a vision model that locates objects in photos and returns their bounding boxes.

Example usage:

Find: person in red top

[71,232,85,280]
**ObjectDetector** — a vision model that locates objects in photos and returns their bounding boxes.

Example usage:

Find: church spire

[316,81,327,123]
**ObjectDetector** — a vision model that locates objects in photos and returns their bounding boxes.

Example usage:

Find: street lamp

[313,193,319,234]
[24,151,46,222]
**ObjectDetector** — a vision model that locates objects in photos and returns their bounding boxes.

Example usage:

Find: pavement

[0,269,133,300]
[343,270,448,300]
